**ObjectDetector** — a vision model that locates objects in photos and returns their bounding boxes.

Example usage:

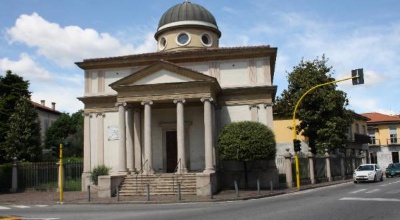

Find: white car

[353,164,384,183]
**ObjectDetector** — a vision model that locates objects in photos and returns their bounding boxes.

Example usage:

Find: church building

[76,1,278,195]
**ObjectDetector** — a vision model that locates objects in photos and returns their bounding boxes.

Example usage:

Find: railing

[17,161,82,191]
[369,138,380,145]
[387,138,400,145]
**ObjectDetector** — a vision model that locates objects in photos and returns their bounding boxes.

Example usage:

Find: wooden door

[166,131,177,173]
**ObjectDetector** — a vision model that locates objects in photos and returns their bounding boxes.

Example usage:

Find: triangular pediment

[110,60,216,88]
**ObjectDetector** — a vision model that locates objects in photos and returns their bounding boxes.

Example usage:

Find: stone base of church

[97,174,126,198]
[81,172,91,192]
[196,172,217,196]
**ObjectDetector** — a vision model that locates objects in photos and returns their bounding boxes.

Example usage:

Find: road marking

[35,205,49,208]
[0,205,11,210]
[13,205,30,209]
[365,189,380,194]
[340,197,400,202]
[350,189,366,194]
[385,189,400,194]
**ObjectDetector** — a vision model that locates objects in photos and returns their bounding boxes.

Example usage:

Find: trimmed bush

[90,165,110,185]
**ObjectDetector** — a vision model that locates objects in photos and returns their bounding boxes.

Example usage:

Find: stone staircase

[118,173,197,196]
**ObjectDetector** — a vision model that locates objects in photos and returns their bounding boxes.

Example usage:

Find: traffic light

[351,68,364,85]
[293,139,301,152]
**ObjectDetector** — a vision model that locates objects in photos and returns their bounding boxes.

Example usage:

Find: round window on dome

[159,37,167,50]
[176,32,190,46]
[201,33,213,47]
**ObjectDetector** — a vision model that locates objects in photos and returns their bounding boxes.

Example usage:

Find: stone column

[96,113,105,166]
[82,113,92,189]
[117,102,127,174]
[174,99,187,173]
[360,150,366,164]
[325,149,332,182]
[339,152,346,180]
[142,101,154,174]
[306,148,316,184]
[10,158,18,193]
[201,97,215,173]
[283,148,293,188]
[133,108,142,172]
[126,108,134,172]
[83,113,92,173]
[264,103,274,130]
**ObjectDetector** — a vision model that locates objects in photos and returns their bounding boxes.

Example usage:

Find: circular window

[158,37,167,50]
[201,33,212,47]
[176,32,190,46]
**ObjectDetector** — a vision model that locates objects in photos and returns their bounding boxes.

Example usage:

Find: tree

[0,70,31,162]
[3,97,42,162]
[274,55,353,154]
[43,110,83,159]
[217,121,276,187]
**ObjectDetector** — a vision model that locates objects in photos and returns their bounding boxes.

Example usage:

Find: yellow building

[273,113,370,157]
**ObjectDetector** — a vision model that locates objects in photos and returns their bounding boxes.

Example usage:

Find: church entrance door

[166,130,177,173]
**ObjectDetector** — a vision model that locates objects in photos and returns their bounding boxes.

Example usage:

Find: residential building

[274,112,370,166]
[31,100,62,143]
[362,112,400,169]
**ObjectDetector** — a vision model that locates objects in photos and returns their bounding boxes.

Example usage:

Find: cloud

[6,13,135,68]
[0,53,52,80]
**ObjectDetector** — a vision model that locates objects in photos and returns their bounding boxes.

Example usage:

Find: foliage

[217,121,276,161]
[3,97,42,162]
[43,110,84,159]
[0,70,31,162]
[274,55,353,154]
[0,163,12,191]
[90,165,111,185]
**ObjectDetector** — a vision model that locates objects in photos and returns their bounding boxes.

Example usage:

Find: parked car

[353,164,383,183]
[385,163,400,178]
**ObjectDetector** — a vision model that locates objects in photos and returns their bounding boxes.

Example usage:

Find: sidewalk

[0,180,351,206]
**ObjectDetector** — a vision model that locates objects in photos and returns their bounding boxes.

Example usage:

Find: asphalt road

[2,178,400,220]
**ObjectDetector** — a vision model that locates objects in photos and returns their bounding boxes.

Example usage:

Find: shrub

[90,165,110,185]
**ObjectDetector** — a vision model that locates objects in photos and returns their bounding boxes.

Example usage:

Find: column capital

[96,112,105,118]
[141,101,153,106]
[173,99,186,104]
[200,97,213,103]
[249,104,260,109]
[264,103,274,108]
[82,113,93,118]
[115,102,127,107]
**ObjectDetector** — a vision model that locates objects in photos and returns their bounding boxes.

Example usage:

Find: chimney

[51,102,56,110]
[40,100,45,106]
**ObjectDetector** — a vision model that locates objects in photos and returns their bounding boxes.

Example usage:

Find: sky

[1,0,399,115]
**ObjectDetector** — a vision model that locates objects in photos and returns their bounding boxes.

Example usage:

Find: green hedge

[0,163,12,192]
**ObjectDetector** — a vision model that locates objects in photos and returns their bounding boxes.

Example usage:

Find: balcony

[368,138,380,146]
[387,138,400,146]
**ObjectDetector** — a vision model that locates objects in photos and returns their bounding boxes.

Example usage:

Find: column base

[203,168,215,174]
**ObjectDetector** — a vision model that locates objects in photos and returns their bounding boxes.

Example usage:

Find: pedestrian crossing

[0,204,48,210]
[340,180,400,202]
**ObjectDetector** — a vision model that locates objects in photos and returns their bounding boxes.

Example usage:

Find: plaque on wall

[107,126,119,141]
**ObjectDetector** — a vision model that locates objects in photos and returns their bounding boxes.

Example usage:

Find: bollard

[270,180,273,191]
[178,183,181,201]
[146,184,150,201]
[257,179,260,195]
[87,185,91,202]
[116,185,120,202]
[234,180,239,197]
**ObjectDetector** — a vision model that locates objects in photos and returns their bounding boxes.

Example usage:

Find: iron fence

[17,161,82,191]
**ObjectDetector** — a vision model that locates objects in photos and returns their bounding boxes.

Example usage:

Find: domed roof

[155,1,221,38]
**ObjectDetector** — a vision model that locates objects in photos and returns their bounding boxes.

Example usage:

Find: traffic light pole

[292,75,360,190]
